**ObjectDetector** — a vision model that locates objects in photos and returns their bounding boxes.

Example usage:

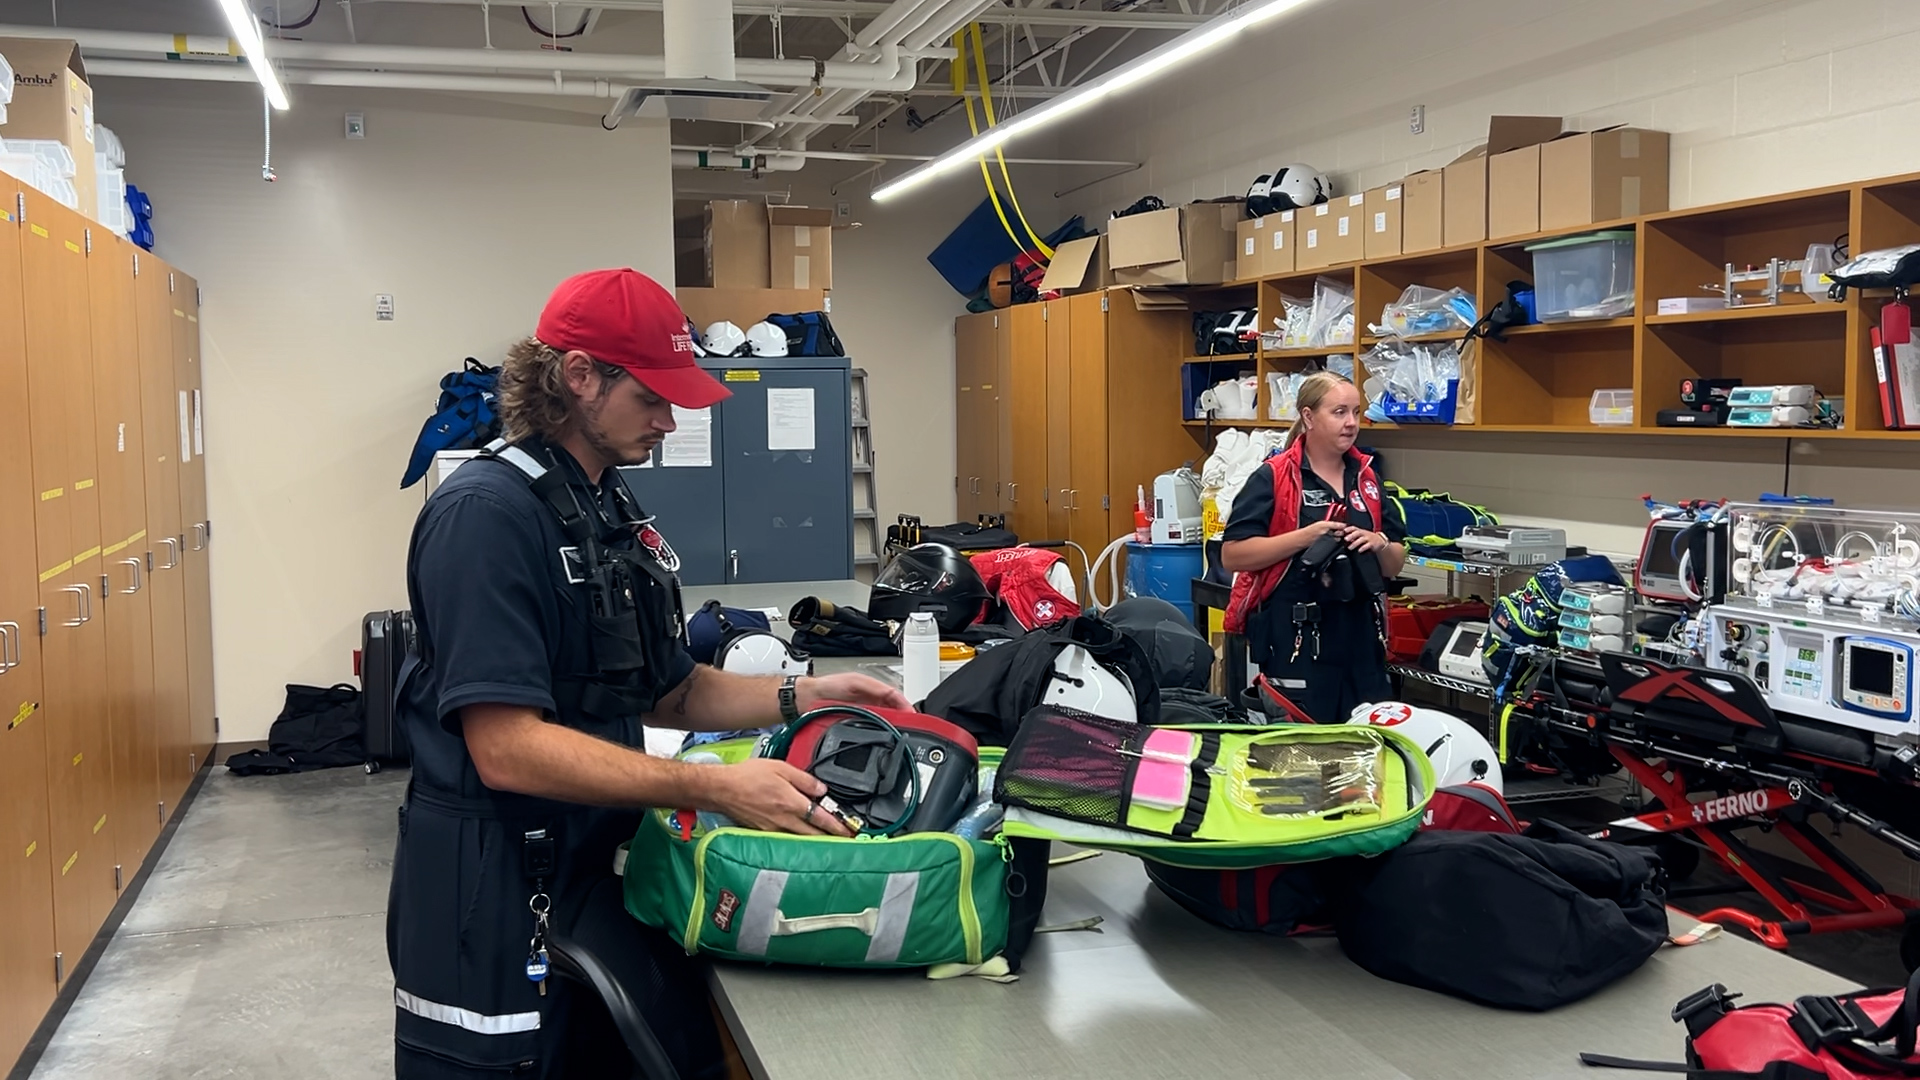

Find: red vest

[1222,440,1382,635]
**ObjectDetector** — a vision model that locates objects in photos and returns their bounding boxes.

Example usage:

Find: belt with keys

[1289,602,1321,663]
[523,828,556,996]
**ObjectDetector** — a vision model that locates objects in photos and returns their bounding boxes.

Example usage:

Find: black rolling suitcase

[360,610,418,773]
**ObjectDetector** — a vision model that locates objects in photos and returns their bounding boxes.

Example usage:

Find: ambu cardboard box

[704,200,770,290]
[767,205,834,290]
[1298,196,1364,270]
[1444,116,1562,248]
[1401,170,1444,253]
[1233,213,1295,279]
[1109,200,1243,287]
[1488,143,1548,240]
[0,38,95,219]
[1364,184,1403,259]
[1540,127,1670,231]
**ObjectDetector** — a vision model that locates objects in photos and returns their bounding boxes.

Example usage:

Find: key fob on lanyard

[526,944,550,994]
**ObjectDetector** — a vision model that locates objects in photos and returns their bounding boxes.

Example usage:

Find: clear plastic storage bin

[1589,388,1634,425]
[1527,231,1636,321]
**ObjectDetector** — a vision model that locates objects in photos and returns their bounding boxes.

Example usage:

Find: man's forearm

[645,664,782,731]
[463,703,717,807]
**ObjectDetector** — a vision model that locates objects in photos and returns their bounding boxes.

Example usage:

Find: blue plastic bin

[1124,542,1205,620]
[1381,379,1459,425]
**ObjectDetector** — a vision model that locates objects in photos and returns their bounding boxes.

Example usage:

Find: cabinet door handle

[157,537,179,570]
[1007,482,1018,504]
[0,621,16,673]
[121,558,143,595]
[191,522,207,551]
[729,549,740,581]
[61,585,86,627]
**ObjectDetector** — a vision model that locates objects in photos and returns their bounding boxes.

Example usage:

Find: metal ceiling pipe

[662,0,734,81]
[0,23,923,91]
[86,57,629,98]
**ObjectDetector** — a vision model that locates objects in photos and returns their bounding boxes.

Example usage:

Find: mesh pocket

[994,706,1140,829]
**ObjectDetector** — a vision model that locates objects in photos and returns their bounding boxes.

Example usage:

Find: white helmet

[1043,643,1137,723]
[1347,701,1502,794]
[1269,163,1327,210]
[702,321,749,358]
[744,321,789,357]
[714,629,810,677]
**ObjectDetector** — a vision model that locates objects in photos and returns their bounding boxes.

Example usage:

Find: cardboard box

[1364,184,1403,259]
[675,287,828,336]
[0,38,95,220]
[1108,200,1243,287]
[1540,127,1671,231]
[1488,144,1543,239]
[1233,212,1295,279]
[1401,170,1444,253]
[1445,116,1562,248]
[1039,234,1114,294]
[1298,197,1364,270]
[767,205,834,290]
[705,200,770,290]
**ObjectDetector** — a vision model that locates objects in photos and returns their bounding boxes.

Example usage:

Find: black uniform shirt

[398,442,694,803]
[1224,455,1407,583]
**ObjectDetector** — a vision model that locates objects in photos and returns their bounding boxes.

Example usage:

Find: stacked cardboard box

[697,200,836,291]
[1109,200,1243,287]
[0,38,95,218]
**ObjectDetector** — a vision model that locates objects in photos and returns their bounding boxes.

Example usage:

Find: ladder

[850,367,881,582]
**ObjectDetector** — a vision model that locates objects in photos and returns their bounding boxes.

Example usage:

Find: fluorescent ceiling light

[214,0,291,109]
[873,0,1322,203]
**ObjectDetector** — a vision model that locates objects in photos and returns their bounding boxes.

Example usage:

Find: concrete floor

[28,766,405,1080]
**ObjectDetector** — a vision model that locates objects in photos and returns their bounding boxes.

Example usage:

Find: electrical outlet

[345,112,366,139]
[1410,104,1426,135]
[836,201,851,218]
[375,294,395,321]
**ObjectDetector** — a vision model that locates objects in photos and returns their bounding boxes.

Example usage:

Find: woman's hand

[1343,526,1390,554]
[1292,518,1347,545]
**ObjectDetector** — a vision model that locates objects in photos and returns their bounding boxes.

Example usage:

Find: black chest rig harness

[479,439,688,721]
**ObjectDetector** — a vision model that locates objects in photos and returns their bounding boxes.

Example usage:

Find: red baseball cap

[535,268,730,410]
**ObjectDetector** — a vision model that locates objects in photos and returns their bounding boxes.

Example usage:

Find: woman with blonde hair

[1219,372,1406,722]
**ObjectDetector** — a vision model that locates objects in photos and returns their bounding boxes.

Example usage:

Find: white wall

[677,165,997,531]
[104,79,675,743]
[1053,0,1920,218]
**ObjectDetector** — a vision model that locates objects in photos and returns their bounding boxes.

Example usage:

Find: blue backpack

[402,358,501,488]
[765,311,845,357]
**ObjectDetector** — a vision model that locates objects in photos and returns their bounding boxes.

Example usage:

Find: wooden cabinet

[0,176,59,1073]
[173,272,217,768]
[953,310,1014,523]
[0,192,215,1072]
[955,293,1195,556]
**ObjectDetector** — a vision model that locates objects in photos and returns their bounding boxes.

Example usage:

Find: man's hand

[797,672,912,712]
[702,758,854,836]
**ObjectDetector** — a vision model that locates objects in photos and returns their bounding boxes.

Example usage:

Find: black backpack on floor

[226,683,367,776]
[1334,820,1668,1010]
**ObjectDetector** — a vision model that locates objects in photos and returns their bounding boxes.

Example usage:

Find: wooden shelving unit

[1166,168,1920,442]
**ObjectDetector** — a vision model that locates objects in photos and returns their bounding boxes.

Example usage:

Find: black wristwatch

[779,675,802,722]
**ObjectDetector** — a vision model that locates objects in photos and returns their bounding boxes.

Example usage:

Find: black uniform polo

[388,440,715,1078]
[1224,454,1406,723]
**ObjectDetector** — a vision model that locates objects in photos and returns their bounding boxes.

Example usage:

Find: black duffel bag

[227,683,367,776]
[1334,820,1668,1010]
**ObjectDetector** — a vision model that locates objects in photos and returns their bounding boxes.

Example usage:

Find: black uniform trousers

[389,788,725,1079]
[1249,594,1392,725]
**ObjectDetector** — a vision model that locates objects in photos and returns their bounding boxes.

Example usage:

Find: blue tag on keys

[527,942,550,995]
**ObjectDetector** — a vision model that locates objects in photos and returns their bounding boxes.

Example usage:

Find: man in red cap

[387,269,906,1079]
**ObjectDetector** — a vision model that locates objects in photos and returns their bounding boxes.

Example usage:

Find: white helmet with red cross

[1347,701,1502,794]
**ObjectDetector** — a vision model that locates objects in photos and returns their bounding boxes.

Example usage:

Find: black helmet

[869,543,988,635]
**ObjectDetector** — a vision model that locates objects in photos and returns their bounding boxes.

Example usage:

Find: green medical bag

[994,708,1434,870]
[623,739,1010,969]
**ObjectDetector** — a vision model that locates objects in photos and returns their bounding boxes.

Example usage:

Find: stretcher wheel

[1901,922,1920,975]
[1655,836,1701,882]
[366,760,382,775]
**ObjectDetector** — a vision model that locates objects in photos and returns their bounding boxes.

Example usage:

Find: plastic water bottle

[949,767,1002,839]
[902,612,940,704]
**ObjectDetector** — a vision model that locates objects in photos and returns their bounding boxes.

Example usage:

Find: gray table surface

[684,582,1861,1079]
[709,848,1859,1080]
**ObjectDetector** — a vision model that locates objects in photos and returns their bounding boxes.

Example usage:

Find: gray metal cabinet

[620,356,852,586]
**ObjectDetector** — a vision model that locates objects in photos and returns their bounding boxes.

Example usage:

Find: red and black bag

[1584,970,1920,1080]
